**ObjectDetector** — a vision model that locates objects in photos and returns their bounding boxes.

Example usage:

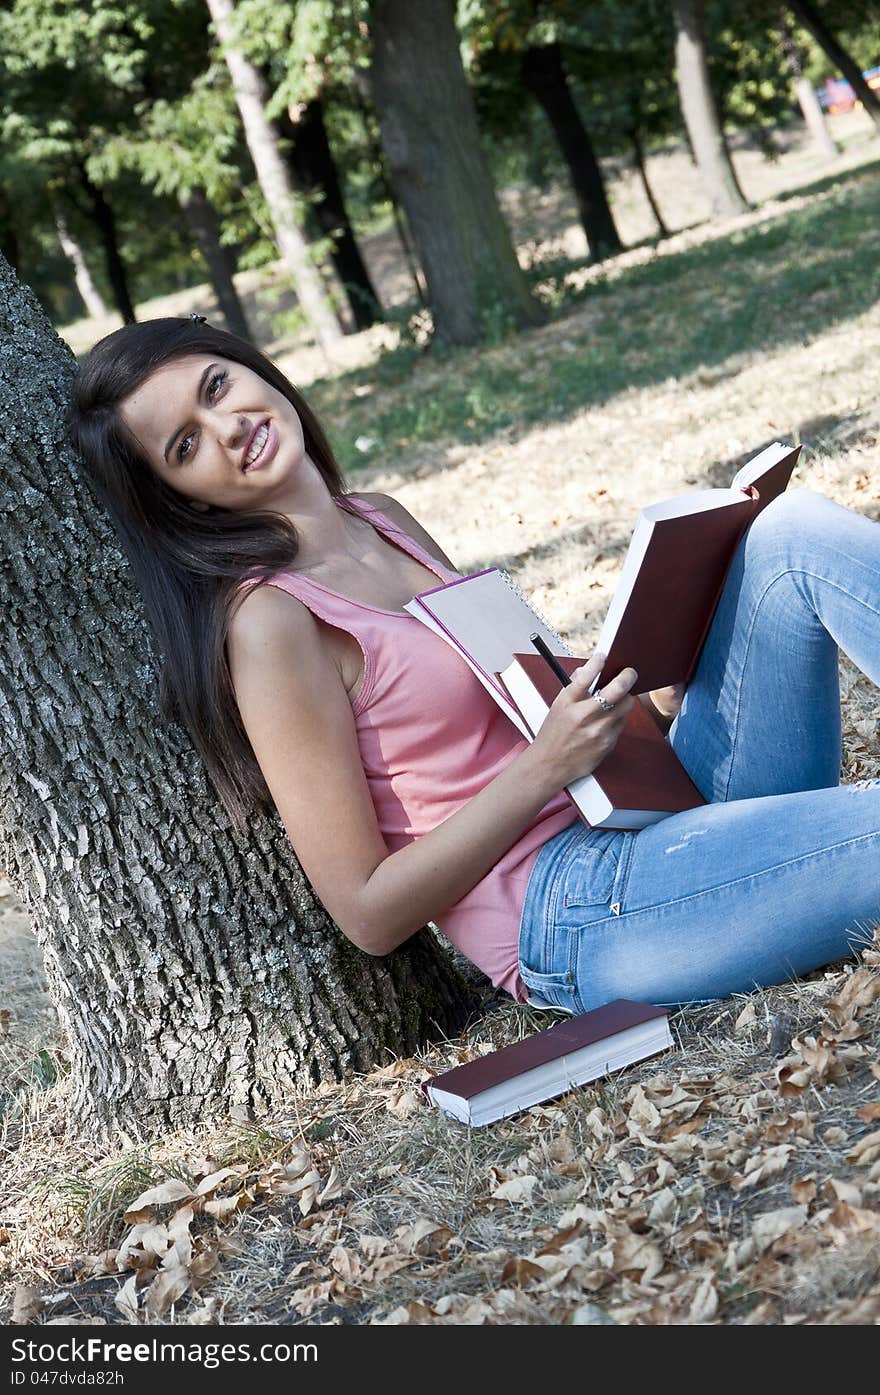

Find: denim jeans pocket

[557,829,635,925]
[518,962,579,1014]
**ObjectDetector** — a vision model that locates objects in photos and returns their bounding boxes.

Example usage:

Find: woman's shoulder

[227,577,318,651]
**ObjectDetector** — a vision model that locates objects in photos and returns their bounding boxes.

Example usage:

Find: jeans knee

[744,489,830,574]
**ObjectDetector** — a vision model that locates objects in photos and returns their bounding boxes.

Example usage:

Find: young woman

[70,316,880,1015]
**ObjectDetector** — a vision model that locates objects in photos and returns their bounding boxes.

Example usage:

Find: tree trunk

[521,43,623,262]
[179,186,253,341]
[54,211,109,319]
[787,0,880,133]
[277,100,382,332]
[204,0,342,352]
[0,255,479,1141]
[671,0,749,218]
[369,0,540,346]
[629,126,670,238]
[352,75,427,306]
[76,166,137,322]
[777,16,839,160]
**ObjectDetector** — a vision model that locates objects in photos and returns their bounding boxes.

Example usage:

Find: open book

[595,440,800,691]
[404,440,799,826]
[423,999,673,1127]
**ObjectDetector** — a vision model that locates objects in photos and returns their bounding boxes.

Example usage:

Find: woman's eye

[177,431,196,463]
[207,369,227,400]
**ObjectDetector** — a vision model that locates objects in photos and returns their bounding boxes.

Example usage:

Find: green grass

[309,161,880,477]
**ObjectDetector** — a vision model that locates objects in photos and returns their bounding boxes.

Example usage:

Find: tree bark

[204,0,342,352]
[76,166,137,322]
[521,43,623,262]
[787,0,880,133]
[369,0,541,346]
[277,100,381,332]
[0,255,479,1140]
[54,211,109,319]
[777,17,839,160]
[629,126,670,238]
[179,186,253,340]
[671,0,749,218]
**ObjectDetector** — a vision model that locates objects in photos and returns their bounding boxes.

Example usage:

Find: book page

[729,440,793,493]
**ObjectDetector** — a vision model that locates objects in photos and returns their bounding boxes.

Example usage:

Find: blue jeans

[518,490,880,1011]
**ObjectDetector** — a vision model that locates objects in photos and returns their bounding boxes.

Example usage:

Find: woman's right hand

[529,652,639,789]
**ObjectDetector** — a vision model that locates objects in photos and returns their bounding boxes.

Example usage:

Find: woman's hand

[648,683,686,721]
[530,652,638,790]
[639,682,686,735]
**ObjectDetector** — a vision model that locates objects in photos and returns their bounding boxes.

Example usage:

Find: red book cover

[501,653,705,824]
[597,443,800,692]
[600,498,754,692]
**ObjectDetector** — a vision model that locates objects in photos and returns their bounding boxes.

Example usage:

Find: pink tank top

[254,497,577,999]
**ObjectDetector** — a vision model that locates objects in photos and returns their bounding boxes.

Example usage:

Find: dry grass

[2,110,879,1327]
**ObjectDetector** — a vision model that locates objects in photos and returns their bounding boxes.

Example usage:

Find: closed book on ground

[595,440,800,692]
[423,999,673,1127]
[498,653,705,829]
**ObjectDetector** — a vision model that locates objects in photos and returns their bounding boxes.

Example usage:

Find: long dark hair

[69,316,348,829]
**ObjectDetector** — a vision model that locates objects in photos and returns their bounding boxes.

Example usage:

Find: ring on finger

[592,689,614,713]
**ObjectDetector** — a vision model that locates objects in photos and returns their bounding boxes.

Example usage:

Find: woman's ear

[187,499,211,513]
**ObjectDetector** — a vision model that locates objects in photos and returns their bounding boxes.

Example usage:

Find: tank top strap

[339,494,457,582]
[233,567,356,632]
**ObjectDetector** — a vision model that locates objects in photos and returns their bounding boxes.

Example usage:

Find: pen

[529,632,571,687]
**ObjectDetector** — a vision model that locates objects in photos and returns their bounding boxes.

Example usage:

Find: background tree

[369,0,541,345]
[0,0,212,322]
[786,0,880,133]
[777,11,839,160]
[461,0,625,261]
[93,72,255,340]
[671,0,750,216]
[0,257,478,1139]
[204,0,342,351]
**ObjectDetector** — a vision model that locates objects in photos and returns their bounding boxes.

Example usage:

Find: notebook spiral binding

[496,569,574,658]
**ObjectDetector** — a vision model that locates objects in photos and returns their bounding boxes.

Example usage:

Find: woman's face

[119,354,308,512]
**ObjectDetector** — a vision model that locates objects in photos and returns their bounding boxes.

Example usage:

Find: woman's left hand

[648,683,686,722]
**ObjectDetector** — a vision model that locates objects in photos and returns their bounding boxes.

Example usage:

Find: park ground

[2,108,880,1326]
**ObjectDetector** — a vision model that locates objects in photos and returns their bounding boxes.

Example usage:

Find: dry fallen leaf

[687,1273,719,1323]
[751,1206,807,1253]
[143,1264,191,1321]
[731,1144,794,1192]
[791,1176,817,1205]
[194,1165,249,1196]
[114,1273,139,1323]
[490,1175,539,1204]
[386,1087,423,1119]
[847,1130,880,1167]
[124,1179,193,1219]
[12,1285,44,1323]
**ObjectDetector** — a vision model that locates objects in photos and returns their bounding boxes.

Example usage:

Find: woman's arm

[227,585,637,956]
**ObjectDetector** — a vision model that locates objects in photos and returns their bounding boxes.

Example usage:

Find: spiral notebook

[403,568,571,740]
[403,569,705,829]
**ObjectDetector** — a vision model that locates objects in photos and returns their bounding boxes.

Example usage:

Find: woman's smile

[242,420,279,472]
